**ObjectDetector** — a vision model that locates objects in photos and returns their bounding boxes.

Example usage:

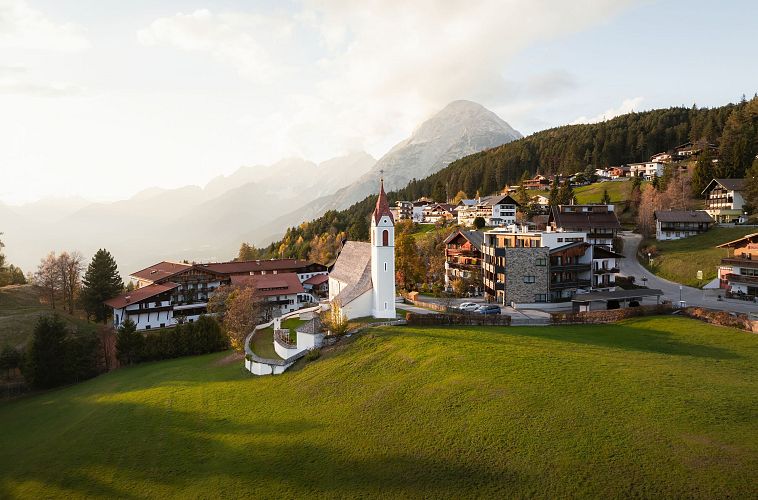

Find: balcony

[593,267,620,274]
[552,263,591,272]
[725,273,758,285]
[446,261,481,271]
[550,279,591,290]
[721,258,758,268]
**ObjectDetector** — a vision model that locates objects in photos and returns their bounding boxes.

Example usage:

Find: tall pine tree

[80,249,124,323]
[691,149,715,196]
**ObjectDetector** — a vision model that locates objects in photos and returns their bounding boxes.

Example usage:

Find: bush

[0,345,22,378]
[23,314,101,389]
[304,348,321,362]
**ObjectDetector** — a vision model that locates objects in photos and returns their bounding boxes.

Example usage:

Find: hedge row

[117,316,228,365]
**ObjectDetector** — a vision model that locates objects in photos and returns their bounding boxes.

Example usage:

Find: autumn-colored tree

[395,233,424,290]
[636,185,664,237]
[35,252,60,309]
[451,278,466,297]
[452,190,468,204]
[321,300,348,336]
[207,285,262,352]
[663,169,694,210]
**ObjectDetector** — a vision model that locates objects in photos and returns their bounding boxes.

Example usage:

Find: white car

[457,302,480,312]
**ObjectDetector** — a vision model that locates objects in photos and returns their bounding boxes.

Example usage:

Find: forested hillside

[241,97,757,262]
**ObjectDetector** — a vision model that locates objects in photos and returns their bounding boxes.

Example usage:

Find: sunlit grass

[0,316,756,498]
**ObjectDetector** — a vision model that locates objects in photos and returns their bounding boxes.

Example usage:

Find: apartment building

[390,200,413,221]
[548,204,621,248]
[456,195,520,227]
[654,210,714,240]
[701,178,747,224]
[716,233,758,299]
[628,162,665,180]
[443,230,484,295]
[481,226,592,305]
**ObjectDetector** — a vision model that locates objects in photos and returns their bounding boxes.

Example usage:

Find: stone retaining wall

[550,305,673,324]
[405,313,511,326]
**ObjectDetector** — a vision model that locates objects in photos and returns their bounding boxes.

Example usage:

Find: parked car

[457,302,480,312]
[476,305,501,315]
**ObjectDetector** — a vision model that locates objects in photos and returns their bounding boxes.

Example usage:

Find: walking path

[619,232,757,314]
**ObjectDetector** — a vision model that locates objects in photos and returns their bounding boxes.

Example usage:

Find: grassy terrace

[531,179,637,204]
[0,284,98,348]
[1,316,756,498]
[250,318,306,359]
[643,226,756,287]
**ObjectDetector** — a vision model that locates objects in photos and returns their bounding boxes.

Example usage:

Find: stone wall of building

[504,248,550,304]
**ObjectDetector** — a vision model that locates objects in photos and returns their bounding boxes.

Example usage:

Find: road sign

[696,270,703,280]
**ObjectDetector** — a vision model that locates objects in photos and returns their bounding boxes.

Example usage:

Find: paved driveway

[619,232,757,314]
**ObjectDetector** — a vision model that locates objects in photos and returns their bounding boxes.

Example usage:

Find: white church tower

[370,177,396,318]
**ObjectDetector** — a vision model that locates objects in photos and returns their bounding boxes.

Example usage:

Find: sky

[1,0,756,204]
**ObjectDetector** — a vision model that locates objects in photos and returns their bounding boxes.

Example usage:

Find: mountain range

[1,100,521,277]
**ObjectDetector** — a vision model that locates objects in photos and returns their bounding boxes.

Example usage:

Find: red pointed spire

[373,177,394,224]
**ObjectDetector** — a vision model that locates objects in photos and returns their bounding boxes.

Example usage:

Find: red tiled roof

[104,282,179,309]
[131,261,190,281]
[373,179,394,224]
[303,273,329,285]
[230,272,305,297]
[198,259,314,275]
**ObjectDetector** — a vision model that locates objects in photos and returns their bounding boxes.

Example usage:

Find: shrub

[0,345,22,378]
[304,348,321,362]
[23,314,101,389]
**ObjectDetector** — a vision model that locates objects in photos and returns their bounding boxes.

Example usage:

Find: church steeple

[373,175,394,224]
[370,172,395,319]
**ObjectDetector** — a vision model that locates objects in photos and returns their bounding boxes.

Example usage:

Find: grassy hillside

[0,285,98,348]
[1,317,756,498]
[643,226,757,286]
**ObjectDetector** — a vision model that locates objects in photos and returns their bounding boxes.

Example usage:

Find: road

[618,232,757,314]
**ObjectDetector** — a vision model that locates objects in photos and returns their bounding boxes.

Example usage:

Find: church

[328,179,397,319]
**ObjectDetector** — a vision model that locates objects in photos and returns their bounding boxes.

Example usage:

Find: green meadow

[1,316,756,498]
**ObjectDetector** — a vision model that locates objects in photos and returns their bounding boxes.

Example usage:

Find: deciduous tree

[208,285,261,352]
[321,300,348,335]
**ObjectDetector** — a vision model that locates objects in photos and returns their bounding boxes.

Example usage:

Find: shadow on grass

[401,323,740,360]
[0,398,517,498]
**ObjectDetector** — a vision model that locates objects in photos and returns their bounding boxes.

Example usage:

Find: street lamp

[679,285,683,307]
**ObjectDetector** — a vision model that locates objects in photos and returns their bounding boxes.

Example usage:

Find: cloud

[571,96,644,124]
[0,0,90,51]
[137,9,293,83]
[137,1,634,160]
[0,77,87,96]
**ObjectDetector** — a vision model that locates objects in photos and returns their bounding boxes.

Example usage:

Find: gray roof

[297,317,323,334]
[330,241,373,306]
[444,229,484,251]
[330,241,370,284]
[571,289,664,302]
[701,178,746,195]
[654,210,713,223]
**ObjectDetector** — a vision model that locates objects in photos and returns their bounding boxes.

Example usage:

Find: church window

[382,229,389,246]
[384,262,387,271]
